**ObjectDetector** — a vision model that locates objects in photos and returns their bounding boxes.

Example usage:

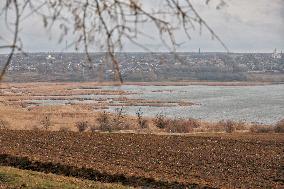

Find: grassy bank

[0,166,131,189]
[0,102,283,134]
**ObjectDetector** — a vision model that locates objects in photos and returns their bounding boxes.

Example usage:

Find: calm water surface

[29,84,284,124]
[102,84,284,124]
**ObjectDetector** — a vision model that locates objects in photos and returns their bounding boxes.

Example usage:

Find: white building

[272,49,282,59]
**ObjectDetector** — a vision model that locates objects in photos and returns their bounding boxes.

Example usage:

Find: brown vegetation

[0,82,193,110]
[153,114,169,129]
[153,117,201,133]
[275,119,284,133]
[0,99,282,135]
[0,119,9,130]
[40,115,52,131]
[249,124,274,133]
[75,121,89,132]
[96,111,112,132]
[135,108,148,129]
[165,118,195,133]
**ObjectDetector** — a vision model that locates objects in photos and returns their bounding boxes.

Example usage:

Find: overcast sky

[0,0,283,53]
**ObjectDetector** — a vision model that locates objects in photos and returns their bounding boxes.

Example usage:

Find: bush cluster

[75,108,132,132]
[153,114,169,129]
[70,111,283,134]
[96,111,112,132]
[136,108,148,129]
[274,119,284,133]
[152,114,201,133]
[0,119,10,130]
[166,118,201,133]
[75,121,89,132]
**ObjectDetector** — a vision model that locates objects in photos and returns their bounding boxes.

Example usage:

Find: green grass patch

[0,166,132,189]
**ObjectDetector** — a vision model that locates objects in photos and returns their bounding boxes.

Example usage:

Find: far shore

[1,80,284,87]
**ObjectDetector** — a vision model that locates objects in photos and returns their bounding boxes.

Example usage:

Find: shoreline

[1,80,284,87]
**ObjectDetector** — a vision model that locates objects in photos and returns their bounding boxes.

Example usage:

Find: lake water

[28,84,284,124]
[101,84,284,124]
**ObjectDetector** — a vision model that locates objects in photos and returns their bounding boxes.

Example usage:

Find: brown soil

[0,130,283,188]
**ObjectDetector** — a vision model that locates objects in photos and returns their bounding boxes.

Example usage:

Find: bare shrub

[75,121,89,132]
[249,124,273,133]
[153,113,169,129]
[217,120,235,133]
[165,118,194,133]
[153,117,201,133]
[215,120,247,133]
[274,119,284,133]
[97,111,112,132]
[136,108,148,129]
[40,115,52,131]
[185,118,201,129]
[234,121,247,131]
[93,109,133,132]
[112,107,130,130]
[0,119,9,130]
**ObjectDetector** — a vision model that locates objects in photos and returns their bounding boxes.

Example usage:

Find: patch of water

[27,84,284,124]
[102,85,284,124]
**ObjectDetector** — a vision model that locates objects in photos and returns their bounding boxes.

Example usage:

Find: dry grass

[0,82,193,109]
[0,103,97,131]
[0,101,280,134]
[0,119,9,130]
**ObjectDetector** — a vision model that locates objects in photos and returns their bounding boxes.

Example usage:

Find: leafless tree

[0,0,228,82]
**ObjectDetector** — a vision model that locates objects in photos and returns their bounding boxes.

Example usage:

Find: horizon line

[0,51,281,55]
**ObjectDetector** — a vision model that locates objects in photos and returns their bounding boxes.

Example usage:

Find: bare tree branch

[0,0,229,83]
[0,0,20,81]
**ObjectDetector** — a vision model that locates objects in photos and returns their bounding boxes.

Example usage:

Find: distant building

[46,54,56,62]
[272,48,282,59]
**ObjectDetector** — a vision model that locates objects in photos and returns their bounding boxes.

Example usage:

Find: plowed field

[0,130,283,188]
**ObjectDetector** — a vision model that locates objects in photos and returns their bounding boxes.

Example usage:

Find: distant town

[0,50,283,82]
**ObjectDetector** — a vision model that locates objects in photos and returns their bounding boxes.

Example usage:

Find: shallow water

[28,84,284,124]
[102,84,284,124]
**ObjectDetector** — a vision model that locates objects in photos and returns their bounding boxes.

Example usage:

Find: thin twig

[0,0,19,81]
